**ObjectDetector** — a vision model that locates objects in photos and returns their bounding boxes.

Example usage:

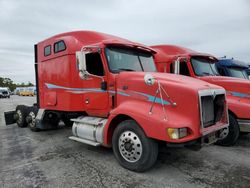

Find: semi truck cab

[4,32,228,172]
[152,45,250,146]
[217,58,249,80]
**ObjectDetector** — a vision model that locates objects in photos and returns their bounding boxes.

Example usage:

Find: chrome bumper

[237,119,250,132]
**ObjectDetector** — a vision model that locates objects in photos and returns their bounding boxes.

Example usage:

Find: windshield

[227,67,249,79]
[105,47,156,73]
[191,57,219,76]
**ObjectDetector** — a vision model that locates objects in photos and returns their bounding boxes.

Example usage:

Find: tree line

[0,77,34,91]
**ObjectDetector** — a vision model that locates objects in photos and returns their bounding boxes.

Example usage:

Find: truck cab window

[54,41,66,53]
[86,53,104,76]
[105,47,156,73]
[139,55,156,72]
[191,57,219,76]
[44,45,51,56]
[179,62,190,76]
[227,67,248,79]
[217,67,225,76]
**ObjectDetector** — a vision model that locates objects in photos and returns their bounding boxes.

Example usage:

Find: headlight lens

[167,128,188,139]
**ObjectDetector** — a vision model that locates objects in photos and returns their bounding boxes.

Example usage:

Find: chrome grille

[199,89,226,128]
[201,96,214,127]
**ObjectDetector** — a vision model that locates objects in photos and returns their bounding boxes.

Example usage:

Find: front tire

[216,114,240,146]
[112,120,158,172]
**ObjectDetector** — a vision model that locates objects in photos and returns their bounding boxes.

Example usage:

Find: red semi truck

[151,45,250,146]
[4,31,228,172]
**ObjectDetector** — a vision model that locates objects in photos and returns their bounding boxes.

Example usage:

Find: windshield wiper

[201,72,213,76]
[112,68,135,73]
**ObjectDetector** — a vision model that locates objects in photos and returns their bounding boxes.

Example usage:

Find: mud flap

[4,111,16,125]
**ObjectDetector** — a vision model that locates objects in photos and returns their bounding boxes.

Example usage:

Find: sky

[0,0,249,83]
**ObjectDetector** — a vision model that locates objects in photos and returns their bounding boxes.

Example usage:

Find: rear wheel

[15,105,29,128]
[112,120,158,172]
[27,107,39,132]
[216,114,240,146]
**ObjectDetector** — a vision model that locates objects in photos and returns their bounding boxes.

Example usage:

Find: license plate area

[202,131,218,145]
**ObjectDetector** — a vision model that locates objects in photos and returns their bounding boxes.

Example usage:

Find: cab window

[86,53,104,76]
[179,62,190,76]
[54,41,66,53]
[44,45,51,56]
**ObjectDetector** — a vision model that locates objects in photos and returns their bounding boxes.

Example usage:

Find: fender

[227,96,250,119]
[103,100,196,145]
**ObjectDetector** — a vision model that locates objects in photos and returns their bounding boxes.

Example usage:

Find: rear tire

[27,107,39,132]
[216,114,239,146]
[16,105,29,128]
[112,120,158,172]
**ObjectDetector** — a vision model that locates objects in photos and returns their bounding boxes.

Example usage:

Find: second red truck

[152,45,250,146]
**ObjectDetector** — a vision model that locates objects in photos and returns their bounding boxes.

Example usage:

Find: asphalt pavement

[0,95,250,188]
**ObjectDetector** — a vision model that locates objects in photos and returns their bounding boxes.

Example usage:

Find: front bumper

[237,119,250,132]
[166,128,224,151]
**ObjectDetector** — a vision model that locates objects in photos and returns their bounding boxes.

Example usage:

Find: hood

[116,72,223,93]
[200,76,250,95]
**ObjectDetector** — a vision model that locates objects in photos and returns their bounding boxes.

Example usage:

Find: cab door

[83,52,109,111]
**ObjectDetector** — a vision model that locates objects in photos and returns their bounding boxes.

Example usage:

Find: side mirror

[76,51,89,79]
[173,57,187,74]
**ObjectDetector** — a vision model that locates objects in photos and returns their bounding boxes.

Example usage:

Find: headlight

[167,128,188,139]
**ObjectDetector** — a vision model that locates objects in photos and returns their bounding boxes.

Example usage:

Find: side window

[179,62,190,76]
[86,53,104,76]
[217,67,225,76]
[44,45,51,56]
[54,41,66,53]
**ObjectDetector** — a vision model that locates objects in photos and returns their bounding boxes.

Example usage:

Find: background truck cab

[151,44,250,146]
[5,32,228,172]
[246,65,250,78]
[217,57,249,80]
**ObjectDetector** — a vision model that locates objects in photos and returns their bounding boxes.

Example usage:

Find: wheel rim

[28,111,36,128]
[219,127,229,139]
[16,110,22,124]
[118,131,142,163]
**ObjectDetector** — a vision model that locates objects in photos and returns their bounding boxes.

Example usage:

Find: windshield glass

[227,67,249,79]
[105,47,156,73]
[191,57,219,76]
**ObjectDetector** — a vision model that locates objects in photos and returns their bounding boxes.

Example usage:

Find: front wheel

[112,120,158,172]
[216,114,240,146]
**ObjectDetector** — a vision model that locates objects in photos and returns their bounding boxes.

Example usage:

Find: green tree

[0,76,34,91]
